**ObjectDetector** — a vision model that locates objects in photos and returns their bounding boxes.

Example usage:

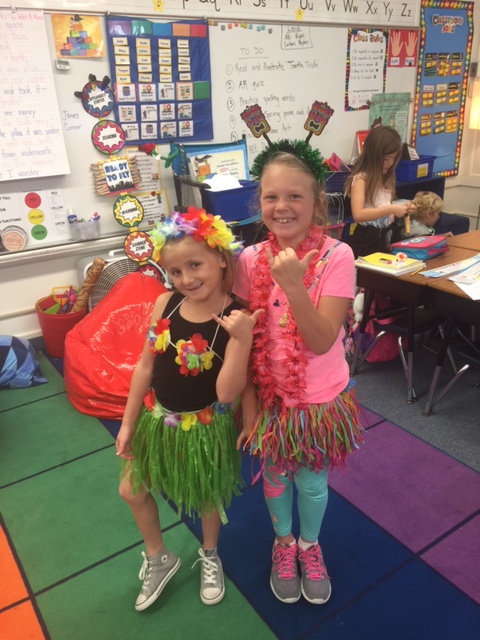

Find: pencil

[409,267,424,276]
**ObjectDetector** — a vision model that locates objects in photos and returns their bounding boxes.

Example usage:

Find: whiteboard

[209,22,416,168]
[0,9,70,181]
[0,15,416,252]
[15,0,421,28]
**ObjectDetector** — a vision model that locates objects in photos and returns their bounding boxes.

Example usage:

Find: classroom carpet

[1,350,480,640]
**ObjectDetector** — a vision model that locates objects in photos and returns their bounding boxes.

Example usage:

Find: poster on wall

[345,28,388,111]
[368,93,411,142]
[106,16,213,145]
[411,0,474,176]
[0,189,69,252]
[51,14,104,58]
[0,10,70,182]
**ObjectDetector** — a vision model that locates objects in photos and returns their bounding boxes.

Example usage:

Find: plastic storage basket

[395,155,436,182]
[201,180,258,222]
[324,171,351,194]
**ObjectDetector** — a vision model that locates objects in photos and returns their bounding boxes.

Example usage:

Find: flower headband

[149,206,243,263]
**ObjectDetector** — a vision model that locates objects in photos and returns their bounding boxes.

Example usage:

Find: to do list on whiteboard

[0,9,70,182]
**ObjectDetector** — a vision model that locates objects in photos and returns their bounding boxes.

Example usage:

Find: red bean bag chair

[64,272,166,419]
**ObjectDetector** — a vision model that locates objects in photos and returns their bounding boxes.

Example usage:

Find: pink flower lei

[249,225,326,409]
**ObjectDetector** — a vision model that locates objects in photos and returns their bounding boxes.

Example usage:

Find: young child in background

[116,208,261,612]
[234,147,364,606]
[344,126,416,257]
[401,190,451,238]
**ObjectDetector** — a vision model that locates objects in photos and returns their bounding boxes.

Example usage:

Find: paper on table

[448,260,480,285]
[454,281,480,300]
[420,254,480,278]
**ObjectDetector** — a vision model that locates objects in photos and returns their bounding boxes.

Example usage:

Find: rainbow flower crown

[149,207,243,263]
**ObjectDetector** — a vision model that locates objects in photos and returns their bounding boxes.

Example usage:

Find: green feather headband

[250,139,329,184]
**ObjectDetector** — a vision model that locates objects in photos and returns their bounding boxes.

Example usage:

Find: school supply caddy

[355,252,426,276]
[390,235,448,261]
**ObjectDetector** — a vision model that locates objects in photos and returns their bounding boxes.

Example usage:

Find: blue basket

[324,171,351,194]
[395,155,436,182]
[201,180,258,222]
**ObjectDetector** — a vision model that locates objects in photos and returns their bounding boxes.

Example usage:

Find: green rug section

[37,526,276,640]
[0,393,113,487]
[1,448,181,593]
[0,351,66,412]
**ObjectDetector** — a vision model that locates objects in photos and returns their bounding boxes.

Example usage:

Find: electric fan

[88,254,170,311]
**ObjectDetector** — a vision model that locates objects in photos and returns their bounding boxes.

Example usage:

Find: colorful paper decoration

[91,120,125,155]
[113,194,144,228]
[80,79,114,118]
[124,230,154,263]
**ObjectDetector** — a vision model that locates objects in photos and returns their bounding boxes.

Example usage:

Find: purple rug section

[422,514,480,604]
[358,405,384,428]
[329,421,480,552]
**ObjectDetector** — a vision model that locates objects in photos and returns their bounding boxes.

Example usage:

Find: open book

[355,252,426,276]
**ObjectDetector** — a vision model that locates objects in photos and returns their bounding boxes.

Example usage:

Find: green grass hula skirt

[123,401,242,524]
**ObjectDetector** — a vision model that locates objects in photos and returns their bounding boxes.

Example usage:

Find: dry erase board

[208,22,416,166]
[17,0,421,28]
[0,9,70,182]
[0,15,417,253]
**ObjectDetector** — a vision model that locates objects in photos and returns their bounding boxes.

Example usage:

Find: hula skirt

[246,384,364,478]
[122,401,242,524]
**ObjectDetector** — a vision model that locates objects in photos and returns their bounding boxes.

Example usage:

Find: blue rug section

[316,560,480,640]
[100,418,121,439]
[184,457,480,639]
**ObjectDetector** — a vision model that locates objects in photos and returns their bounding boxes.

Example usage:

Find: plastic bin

[70,220,101,242]
[395,155,436,182]
[201,180,258,222]
[324,171,351,194]
[35,295,86,358]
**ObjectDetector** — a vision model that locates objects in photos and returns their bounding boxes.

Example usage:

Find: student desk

[420,235,480,413]
[354,241,480,408]
[445,230,480,251]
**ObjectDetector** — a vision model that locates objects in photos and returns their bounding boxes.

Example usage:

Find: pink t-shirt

[233,235,355,405]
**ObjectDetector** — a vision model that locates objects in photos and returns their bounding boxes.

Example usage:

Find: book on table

[355,252,426,276]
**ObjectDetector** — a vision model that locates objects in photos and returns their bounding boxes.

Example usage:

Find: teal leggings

[263,460,328,542]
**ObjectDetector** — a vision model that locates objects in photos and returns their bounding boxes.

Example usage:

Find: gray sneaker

[298,544,331,604]
[193,548,225,605]
[135,548,181,611]
[270,542,301,604]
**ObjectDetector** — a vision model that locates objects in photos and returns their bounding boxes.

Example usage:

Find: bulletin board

[0,14,417,255]
[411,0,474,176]
[106,16,213,144]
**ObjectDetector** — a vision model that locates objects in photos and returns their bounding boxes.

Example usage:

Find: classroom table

[354,238,480,410]
[445,229,480,251]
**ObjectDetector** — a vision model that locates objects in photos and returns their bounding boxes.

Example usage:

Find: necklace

[147,294,228,376]
[249,226,331,407]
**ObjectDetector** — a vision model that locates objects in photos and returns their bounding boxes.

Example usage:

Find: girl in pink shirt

[234,147,364,607]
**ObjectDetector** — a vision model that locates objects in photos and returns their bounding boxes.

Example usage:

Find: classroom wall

[1,3,479,340]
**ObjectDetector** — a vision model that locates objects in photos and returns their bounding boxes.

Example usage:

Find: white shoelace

[138,551,153,589]
[192,553,219,585]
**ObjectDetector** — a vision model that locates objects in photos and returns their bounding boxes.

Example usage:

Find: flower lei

[149,207,243,263]
[147,319,214,377]
[249,226,326,409]
[143,389,227,431]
